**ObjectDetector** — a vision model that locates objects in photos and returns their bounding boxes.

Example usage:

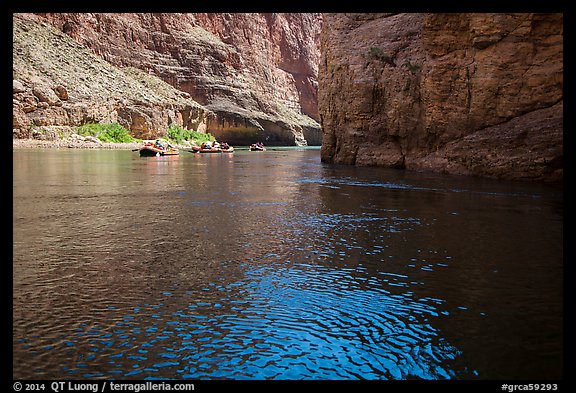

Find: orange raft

[190,146,234,154]
[249,143,266,151]
[139,143,179,157]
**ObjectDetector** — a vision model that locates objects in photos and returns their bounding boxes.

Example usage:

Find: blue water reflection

[44,260,468,380]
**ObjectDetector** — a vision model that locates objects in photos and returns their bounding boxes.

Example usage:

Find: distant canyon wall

[319,13,563,182]
[31,12,322,146]
[13,13,211,142]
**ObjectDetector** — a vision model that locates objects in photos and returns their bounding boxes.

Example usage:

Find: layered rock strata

[319,13,563,182]
[13,13,210,141]
[32,12,322,146]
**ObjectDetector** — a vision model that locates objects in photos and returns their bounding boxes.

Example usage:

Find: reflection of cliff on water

[305,163,563,379]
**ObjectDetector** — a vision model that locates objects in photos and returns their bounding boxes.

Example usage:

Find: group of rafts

[139,140,266,157]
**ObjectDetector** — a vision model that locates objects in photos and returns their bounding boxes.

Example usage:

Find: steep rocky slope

[319,13,563,182]
[13,13,210,141]
[33,12,322,146]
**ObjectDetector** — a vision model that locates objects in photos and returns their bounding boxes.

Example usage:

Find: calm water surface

[13,148,563,380]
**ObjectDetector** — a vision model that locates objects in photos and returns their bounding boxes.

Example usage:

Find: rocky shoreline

[13,138,144,150]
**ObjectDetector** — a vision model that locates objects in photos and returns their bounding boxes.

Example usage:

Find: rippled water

[13,148,563,380]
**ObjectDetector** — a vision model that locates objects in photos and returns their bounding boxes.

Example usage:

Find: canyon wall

[13,13,210,141]
[31,12,322,146]
[319,13,563,182]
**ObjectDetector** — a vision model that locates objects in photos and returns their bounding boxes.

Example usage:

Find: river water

[12,148,563,380]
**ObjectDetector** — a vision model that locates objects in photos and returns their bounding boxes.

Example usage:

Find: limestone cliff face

[319,13,563,182]
[34,12,322,146]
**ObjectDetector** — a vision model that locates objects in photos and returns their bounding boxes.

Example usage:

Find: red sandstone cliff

[319,13,563,182]
[13,13,209,142]
[33,12,322,146]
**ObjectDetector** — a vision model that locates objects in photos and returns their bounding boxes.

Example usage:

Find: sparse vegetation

[167,124,215,145]
[403,60,421,75]
[403,78,412,91]
[368,47,395,66]
[76,122,141,143]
